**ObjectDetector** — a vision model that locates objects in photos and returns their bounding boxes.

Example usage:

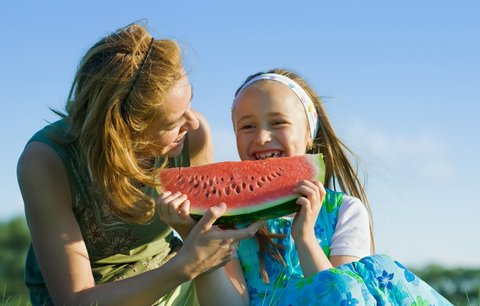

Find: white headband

[234,73,319,140]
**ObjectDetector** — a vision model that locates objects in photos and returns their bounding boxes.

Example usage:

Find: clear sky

[1,0,479,268]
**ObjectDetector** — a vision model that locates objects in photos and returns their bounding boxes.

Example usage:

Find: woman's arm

[18,142,256,306]
[188,109,214,166]
[194,258,249,306]
[156,193,256,306]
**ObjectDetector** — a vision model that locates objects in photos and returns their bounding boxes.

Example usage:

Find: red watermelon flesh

[156,154,325,224]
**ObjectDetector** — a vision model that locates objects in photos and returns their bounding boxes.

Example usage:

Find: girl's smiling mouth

[253,150,284,160]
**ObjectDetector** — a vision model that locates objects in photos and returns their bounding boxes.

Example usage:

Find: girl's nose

[255,128,271,145]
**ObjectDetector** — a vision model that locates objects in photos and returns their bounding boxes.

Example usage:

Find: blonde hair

[57,23,184,223]
[234,68,375,282]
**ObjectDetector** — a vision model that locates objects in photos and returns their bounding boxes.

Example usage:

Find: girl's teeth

[255,152,281,159]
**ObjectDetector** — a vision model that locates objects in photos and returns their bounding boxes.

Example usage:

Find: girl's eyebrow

[267,112,287,117]
[237,112,289,122]
[236,114,254,122]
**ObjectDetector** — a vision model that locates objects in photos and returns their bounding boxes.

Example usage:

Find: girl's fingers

[310,180,326,197]
[156,192,187,217]
[166,194,188,215]
[158,191,173,200]
[294,185,317,203]
[296,196,310,207]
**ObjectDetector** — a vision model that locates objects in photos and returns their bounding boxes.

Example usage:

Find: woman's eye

[165,123,179,131]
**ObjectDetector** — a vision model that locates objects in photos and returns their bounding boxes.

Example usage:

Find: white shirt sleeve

[329,196,371,258]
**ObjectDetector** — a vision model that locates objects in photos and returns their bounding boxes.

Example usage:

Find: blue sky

[1,1,479,268]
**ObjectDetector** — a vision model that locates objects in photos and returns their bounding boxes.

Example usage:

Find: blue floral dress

[237,189,452,305]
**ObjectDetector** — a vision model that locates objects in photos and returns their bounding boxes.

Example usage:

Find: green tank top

[24,119,198,306]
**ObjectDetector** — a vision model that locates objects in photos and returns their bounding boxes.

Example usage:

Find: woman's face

[146,74,199,157]
[232,81,310,161]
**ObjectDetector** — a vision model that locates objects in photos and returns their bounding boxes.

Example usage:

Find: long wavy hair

[54,23,184,224]
[233,68,375,283]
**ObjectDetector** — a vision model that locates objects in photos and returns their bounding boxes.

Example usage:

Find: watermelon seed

[193,182,199,188]
[278,167,285,171]
[220,177,225,182]
[266,176,273,182]
[256,182,263,187]
[275,171,282,176]
[271,172,277,178]
[249,185,254,192]
[242,182,247,189]
[208,179,214,186]
[201,175,205,180]
[205,191,210,198]
[232,182,237,189]
[225,186,231,195]
[230,176,234,181]
[260,177,267,182]
[250,176,255,180]
[235,186,241,194]
[202,182,207,189]
[212,187,217,194]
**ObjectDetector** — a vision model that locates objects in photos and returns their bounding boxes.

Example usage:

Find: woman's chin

[163,142,184,157]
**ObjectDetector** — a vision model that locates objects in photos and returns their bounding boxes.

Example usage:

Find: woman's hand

[156,191,196,240]
[291,180,326,242]
[177,203,263,279]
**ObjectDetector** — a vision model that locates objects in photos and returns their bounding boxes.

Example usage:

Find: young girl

[229,68,452,305]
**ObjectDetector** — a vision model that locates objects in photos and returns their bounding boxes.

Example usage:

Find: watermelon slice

[156,154,325,224]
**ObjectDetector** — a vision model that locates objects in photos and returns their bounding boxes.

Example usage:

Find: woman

[17,23,260,306]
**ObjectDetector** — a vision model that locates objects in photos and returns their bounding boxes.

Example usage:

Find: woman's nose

[184,109,200,131]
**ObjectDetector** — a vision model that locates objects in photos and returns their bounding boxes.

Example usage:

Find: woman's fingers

[196,203,227,232]
[222,220,264,242]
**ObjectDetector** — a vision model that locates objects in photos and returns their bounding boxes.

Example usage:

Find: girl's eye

[240,124,255,130]
[240,124,255,132]
[273,120,288,126]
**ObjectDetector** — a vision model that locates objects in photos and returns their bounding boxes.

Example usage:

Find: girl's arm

[291,180,333,276]
[18,142,255,306]
[292,182,371,276]
[329,196,372,266]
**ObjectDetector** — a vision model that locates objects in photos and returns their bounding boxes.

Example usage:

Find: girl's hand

[291,180,326,242]
[177,203,263,278]
[156,191,196,240]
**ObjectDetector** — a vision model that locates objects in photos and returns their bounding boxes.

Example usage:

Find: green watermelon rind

[191,197,301,225]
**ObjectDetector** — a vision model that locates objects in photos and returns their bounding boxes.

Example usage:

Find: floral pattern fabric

[237,189,452,305]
